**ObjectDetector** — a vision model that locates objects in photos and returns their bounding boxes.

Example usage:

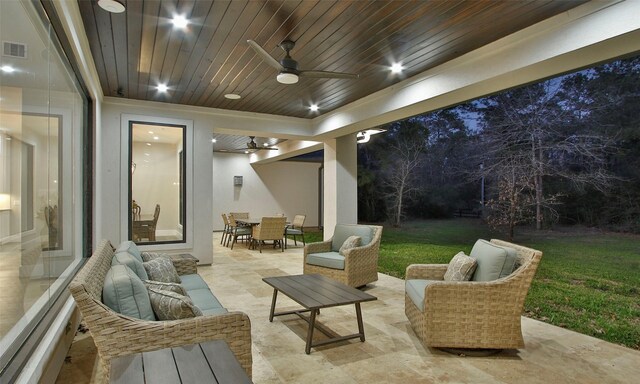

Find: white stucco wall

[99,100,213,263]
[212,152,320,231]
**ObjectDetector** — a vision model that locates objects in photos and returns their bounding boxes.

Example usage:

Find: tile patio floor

[56,233,640,383]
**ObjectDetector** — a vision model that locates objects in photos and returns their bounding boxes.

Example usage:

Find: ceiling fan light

[98,0,125,13]
[277,72,299,84]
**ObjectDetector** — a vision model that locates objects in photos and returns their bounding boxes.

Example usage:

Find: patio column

[323,134,357,240]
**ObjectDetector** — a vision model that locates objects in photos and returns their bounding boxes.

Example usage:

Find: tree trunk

[395,183,404,227]
[535,138,544,230]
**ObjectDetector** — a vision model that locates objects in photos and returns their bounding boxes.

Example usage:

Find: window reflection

[0,0,86,373]
[129,123,185,243]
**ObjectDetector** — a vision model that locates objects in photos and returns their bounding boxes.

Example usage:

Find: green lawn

[302,219,640,349]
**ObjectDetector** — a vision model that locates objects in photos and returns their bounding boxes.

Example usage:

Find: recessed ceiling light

[98,0,125,13]
[211,138,217,143]
[171,14,189,29]
[224,93,241,100]
[156,83,168,93]
[244,150,249,154]
[263,143,269,147]
[1,65,15,73]
[146,143,151,146]
[309,104,319,112]
[390,63,403,74]
[153,136,159,140]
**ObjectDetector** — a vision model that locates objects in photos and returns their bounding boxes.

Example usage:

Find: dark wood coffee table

[262,274,377,354]
[109,340,252,383]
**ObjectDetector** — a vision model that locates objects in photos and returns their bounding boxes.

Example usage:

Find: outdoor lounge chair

[405,239,542,350]
[303,224,383,287]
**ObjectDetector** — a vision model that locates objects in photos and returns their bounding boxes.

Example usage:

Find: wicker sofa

[69,240,252,380]
[405,239,542,350]
[303,224,383,288]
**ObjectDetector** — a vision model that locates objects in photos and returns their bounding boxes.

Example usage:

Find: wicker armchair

[303,224,383,288]
[69,240,252,380]
[250,216,286,252]
[404,239,542,350]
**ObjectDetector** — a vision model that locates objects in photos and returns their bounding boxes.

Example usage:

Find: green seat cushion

[286,228,303,235]
[115,241,143,263]
[331,224,373,252]
[405,279,440,312]
[306,251,345,270]
[103,265,155,320]
[112,251,148,280]
[187,288,225,311]
[233,227,252,235]
[201,308,229,316]
[180,274,210,291]
[469,239,516,281]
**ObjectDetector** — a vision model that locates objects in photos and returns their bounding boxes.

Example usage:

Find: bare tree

[378,118,428,227]
[471,80,614,234]
[382,139,425,226]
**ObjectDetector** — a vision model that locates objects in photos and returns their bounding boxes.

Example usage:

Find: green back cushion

[112,251,149,280]
[103,265,155,320]
[469,239,517,281]
[331,225,373,252]
[115,240,143,263]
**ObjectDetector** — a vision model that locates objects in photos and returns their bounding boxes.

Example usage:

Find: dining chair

[220,213,231,245]
[133,204,160,241]
[285,214,306,248]
[250,216,287,253]
[227,214,251,249]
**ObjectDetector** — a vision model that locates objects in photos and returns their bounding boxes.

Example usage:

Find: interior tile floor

[56,233,640,383]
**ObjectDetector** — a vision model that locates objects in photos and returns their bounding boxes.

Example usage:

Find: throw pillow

[143,257,181,283]
[103,265,155,320]
[148,287,203,320]
[143,280,187,296]
[443,251,477,281]
[112,251,149,280]
[339,235,361,256]
[141,252,170,262]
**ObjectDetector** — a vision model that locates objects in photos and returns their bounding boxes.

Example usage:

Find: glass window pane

[0,0,87,375]
[130,123,185,244]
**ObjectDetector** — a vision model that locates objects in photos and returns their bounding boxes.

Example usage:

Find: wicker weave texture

[404,239,542,349]
[303,225,383,288]
[68,240,252,381]
[252,216,286,241]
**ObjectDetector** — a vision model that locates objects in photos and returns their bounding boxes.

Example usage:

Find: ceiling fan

[234,136,278,152]
[247,39,359,85]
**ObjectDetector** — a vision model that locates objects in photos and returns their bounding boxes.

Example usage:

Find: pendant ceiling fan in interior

[234,136,278,152]
[247,39,359,84]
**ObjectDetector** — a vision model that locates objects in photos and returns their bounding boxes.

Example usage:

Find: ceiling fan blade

[299,70,359,79]
[247,40,284,71]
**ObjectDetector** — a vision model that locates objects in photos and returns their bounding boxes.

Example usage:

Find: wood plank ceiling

[78,0,587,119]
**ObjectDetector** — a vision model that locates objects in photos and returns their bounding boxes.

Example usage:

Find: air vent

[3,41,27,59]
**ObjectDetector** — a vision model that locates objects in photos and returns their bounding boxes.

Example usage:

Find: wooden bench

[110,340,252,384]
